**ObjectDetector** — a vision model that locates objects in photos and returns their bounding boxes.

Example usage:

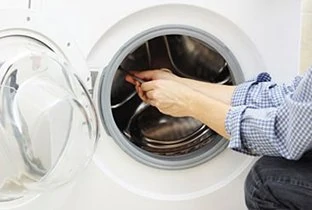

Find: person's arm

[126,68,309,159]
[179,77,235,105]
[226,67,312,159]
[167,72,302,107]
[125,69,235,105]
[187,90,230,139]
[126,69,303,108]
[135,79,230,138]
[230,72,303,108]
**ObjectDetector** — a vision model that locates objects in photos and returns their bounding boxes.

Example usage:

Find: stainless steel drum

[124,103,215,156]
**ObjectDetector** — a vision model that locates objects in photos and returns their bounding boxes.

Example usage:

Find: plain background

[300,0,312,73]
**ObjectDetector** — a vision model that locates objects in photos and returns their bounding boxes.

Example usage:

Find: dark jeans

[245,151,312,210]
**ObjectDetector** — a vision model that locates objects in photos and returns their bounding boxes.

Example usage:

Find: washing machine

[0,0,302,210]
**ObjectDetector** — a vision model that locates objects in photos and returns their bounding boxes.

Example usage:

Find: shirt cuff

[225,105,258,156]
[231,72,272,106]
[231,81,256,106]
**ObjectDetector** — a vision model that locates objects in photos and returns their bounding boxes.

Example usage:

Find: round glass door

[0,36,98,201]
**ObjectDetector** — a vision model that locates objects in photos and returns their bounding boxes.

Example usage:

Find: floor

[301,0,312,73]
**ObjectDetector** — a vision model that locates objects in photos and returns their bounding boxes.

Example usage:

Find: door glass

[0,36,98,201]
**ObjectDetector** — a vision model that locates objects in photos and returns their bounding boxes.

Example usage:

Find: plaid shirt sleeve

[231,72,302,108]
[226,68,312,160]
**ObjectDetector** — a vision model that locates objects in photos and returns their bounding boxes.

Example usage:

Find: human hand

[135,79,197,117]
[124,68,180,85]
[124,69,231,138]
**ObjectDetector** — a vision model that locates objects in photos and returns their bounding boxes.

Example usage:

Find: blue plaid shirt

[225,66,312,160]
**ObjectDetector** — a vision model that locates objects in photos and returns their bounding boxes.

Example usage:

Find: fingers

[125,74,136,85]
[159,68,172,73]
[124,71,151,85]
[134,81,158,105]
[124,68,173,84]
[131,70,156,81]
[140,89,157,107]
[135,81,148,102]
[124,69,175,106]
[139,68,172,79]
[140,80,157,92]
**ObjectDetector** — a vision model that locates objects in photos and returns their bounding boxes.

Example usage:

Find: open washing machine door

[0,10,98,207]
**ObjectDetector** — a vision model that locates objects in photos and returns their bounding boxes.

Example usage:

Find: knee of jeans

[244,167,256,196]
[244,167,260,209]
[244,158,266,196]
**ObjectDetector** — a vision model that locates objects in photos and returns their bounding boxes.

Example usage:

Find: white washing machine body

[0,0,302,210]
[41,1,301,210]
[40,0,302,82]
[0,0,29,10]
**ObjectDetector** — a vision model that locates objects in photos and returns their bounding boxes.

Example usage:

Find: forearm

[187,91,231,139]
[179,77,235,105]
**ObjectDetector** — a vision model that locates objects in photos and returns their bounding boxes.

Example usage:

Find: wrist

[185,90,204,118]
